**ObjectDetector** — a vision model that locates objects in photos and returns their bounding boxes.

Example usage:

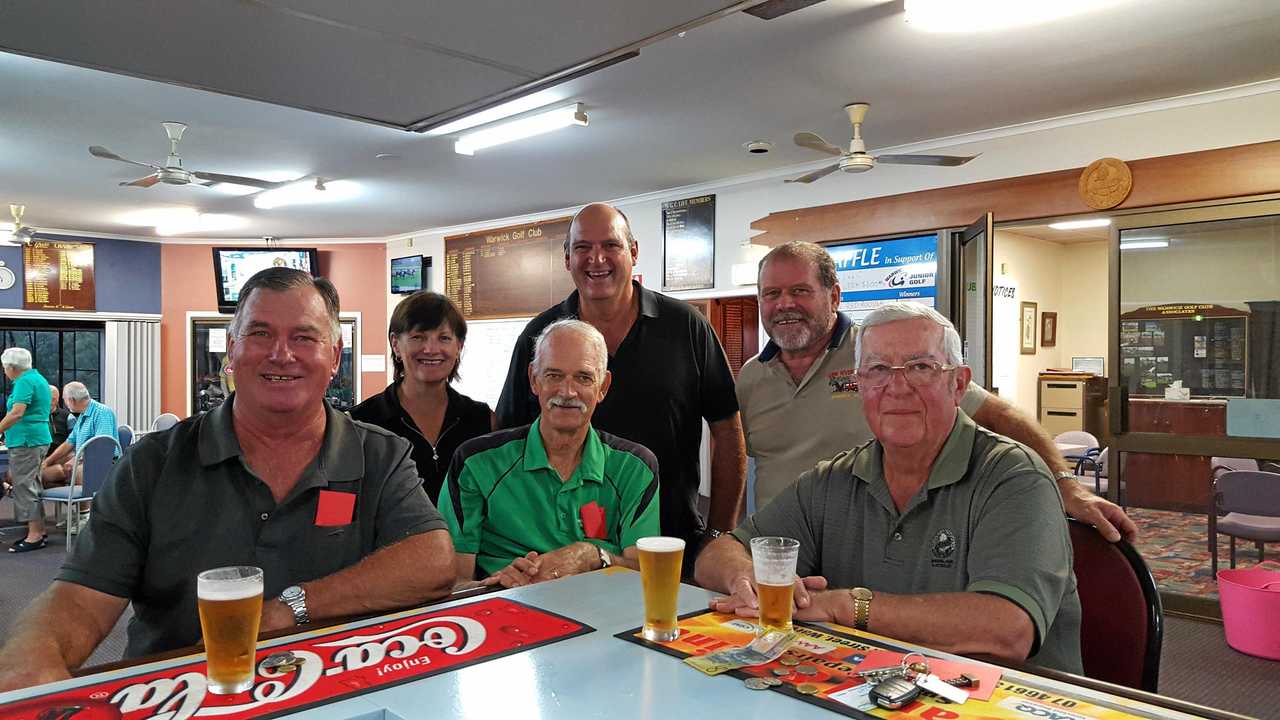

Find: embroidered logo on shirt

[828,368,858,395]
[930,528,957,568]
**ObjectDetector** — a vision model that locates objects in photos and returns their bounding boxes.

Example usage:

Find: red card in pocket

[316,490,356,527]
[580,501,607,539]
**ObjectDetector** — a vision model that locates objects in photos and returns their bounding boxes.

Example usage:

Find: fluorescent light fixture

[1120,239,1169,250]
[904,0,1118,33]
[425,93,565,137]
[253,179,360,210]
[155,213,247,236]
[1048,218,1112,230]
[454,103,588,156]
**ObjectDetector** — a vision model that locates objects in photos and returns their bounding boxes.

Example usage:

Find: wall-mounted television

[212,247,319,312]
[391,255,424,294]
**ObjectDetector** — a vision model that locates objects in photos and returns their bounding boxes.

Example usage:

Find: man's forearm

[0,582,128,691]
[972,397,1070,475]
[693,535,753,591]
[707,415,747,532]
[292,530,455,622]
[0,409,23,435]
[46,442,72,467]
[820,590,1033,663]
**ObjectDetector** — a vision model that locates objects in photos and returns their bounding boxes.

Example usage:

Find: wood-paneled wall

[751,140,1280,245]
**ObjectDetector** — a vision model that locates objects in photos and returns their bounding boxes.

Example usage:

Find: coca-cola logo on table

[4,598,592,720]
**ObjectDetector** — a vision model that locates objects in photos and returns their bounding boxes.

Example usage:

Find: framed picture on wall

[1020,301,1037,354]
[1041,311,1057,347]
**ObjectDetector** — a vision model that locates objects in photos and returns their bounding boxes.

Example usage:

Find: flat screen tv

[213,247,319,312]
[391,255,424,294]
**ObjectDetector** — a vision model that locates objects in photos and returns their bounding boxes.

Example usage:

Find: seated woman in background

[351,291,493,503]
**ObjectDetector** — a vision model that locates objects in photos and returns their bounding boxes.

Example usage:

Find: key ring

[899,652,929,679]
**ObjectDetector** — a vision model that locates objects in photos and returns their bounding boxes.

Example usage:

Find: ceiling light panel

[904,0,1120,33]
[454,103,588,156]
[1049,218,1112,230]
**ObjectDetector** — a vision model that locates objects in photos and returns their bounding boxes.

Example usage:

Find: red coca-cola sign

[2,597,591,720]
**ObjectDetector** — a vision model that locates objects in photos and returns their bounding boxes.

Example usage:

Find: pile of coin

[260,651,302,674]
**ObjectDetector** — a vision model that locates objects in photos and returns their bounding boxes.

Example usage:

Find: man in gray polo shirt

[739,241,1135,543]
[697,301,1081,673]
[0,268,456,692]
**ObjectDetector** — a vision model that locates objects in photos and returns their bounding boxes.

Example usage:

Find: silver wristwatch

[1052,470,1076,482]
[279,585,310,625]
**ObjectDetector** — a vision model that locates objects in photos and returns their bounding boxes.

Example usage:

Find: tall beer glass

[637,537,685,642]
[197,566,264,695]
[750,536,799,634]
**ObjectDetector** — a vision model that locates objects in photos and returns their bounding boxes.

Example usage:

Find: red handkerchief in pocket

[316,490,356,527]
[580,501,607,539]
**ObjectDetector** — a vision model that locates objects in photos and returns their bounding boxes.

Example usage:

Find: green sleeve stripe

[968,579,1047,654]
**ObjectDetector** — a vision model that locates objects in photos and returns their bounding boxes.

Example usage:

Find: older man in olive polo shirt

[0,268,456,692]
[697,301,1082,673]
[738,240,1136,544]
[443,319,660,587]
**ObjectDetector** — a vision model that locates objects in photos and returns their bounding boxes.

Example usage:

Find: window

[0,323,103,409]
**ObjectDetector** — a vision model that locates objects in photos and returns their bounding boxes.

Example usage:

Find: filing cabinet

[1037,373,1108,443]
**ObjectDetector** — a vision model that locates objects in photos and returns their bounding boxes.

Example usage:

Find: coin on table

[261,652,299,670]
[779,656,801,666]
[796,664,818,676]
[762,677,783,687]
[796,683,820,695]
[744,677,771,690]
[772,668,792,677]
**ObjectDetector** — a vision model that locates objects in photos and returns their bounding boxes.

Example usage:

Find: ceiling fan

[89,122,288,191]
[0,205,36,246]
[786,103,979,184]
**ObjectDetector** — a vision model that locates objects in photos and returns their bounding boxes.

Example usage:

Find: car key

[869,676,922,710]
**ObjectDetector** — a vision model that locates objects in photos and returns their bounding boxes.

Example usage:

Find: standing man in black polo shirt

[497,203,745,568]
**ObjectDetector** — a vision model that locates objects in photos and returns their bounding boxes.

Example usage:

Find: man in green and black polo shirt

[443,319,660,587]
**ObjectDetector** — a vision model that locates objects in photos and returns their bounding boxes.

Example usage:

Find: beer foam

[197,582,263,601]
[637,536,685,552]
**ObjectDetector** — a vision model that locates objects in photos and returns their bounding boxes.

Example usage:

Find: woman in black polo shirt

[351,292,492,503]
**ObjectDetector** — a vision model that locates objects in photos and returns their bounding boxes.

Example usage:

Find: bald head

[564,203,637,255]
[49,384,59,411]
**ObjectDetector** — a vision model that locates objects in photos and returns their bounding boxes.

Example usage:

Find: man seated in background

[48,384,71,450]
[41,382,120,488]
[442,319,660,588]
[696,302,1082,673]
[0,267,456,692]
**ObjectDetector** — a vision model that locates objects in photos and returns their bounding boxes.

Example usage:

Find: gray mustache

[549,397,587,410]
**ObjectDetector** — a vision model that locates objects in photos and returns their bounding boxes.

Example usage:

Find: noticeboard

[23,240,96,311]
[662,194,715,291]
[444,217,575,320]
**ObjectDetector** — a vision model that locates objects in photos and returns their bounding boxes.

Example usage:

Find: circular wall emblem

[0,264,15,290]
[1078,157,1133,210]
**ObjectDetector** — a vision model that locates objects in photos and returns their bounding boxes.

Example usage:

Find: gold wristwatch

[848,587,873,630]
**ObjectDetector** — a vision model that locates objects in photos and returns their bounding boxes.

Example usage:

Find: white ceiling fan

[787,103,979,184]
[89,122,290,191]
[0,205,36,246]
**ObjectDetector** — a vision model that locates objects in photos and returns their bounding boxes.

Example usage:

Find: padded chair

[1209,470,1280,577]
[151,413,180,432]
[1068,518,1163,692]
[38,434,122,551]
[1054,430,1100,474]
[117,424,134,448]
[1074,447,1120,500]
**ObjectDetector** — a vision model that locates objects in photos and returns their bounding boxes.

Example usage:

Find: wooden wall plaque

[1078,157,1133,209]
[444,217,574,320]
[23,239,96,311]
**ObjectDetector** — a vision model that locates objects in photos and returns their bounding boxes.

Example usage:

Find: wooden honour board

[444,217,575,320]
[23,239,96,311]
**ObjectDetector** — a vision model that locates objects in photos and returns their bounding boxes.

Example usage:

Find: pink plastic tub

[1218,566,1280,660]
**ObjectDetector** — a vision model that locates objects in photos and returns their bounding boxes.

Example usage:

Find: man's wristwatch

[596,544,612,570]
[848,587,873,630]
[278,585,310,626]
[1052,470,1076,483]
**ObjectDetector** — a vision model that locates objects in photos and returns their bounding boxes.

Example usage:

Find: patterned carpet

[1128,507,1280,599]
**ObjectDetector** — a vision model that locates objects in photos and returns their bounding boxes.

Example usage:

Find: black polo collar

[559,281,660,320]
[197,394,365,487]
[758,311,852,363]
[364,379,466,431]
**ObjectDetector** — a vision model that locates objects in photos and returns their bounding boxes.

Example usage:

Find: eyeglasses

[857,361,958,388]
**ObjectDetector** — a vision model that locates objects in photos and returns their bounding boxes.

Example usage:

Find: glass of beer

[637,536,685,642]
[197,566,264,695]
[750,536,799,634]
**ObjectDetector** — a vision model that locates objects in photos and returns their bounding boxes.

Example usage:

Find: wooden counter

[1124,398,1227,512]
